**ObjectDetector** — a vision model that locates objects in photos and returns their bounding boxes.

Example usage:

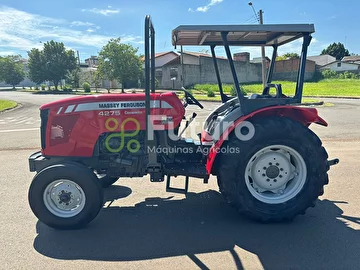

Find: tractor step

[163,163,207,179]
[166,175,189,194]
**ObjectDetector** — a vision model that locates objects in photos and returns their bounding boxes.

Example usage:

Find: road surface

[0,92,359,270]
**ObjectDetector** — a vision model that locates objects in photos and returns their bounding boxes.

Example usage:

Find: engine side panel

[41,92,185,157]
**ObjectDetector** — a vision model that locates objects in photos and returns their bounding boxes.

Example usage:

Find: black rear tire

[28,162,103,230]
[216,117,329,222]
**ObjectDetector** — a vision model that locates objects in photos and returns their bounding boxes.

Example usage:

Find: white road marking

[0,116,40,125]
[0,128,38,133]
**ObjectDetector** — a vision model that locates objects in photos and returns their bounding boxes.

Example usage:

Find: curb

[0,102,21,114]
[304,96,360,99]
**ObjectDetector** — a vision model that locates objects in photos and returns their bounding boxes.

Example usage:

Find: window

[337,62,341,67]
[170,67,178,78]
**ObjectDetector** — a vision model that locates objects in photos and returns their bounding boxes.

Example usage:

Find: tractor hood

[40,92,182,111]
[38,91,186,157]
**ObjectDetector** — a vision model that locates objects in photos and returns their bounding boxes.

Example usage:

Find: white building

[319,61,360,72]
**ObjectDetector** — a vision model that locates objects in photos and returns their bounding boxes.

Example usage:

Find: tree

[66,66,81,90]
[28,41,77,90]
[98,38,142,93]
[91,69,103,92]
[27,48,45,85]
[0,55,25,88]
[321,42,350,60]
[276,52,299,61]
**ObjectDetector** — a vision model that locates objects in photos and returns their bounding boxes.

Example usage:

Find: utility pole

[77,50,80,66]
[248,2,266,88]
[259,10,266,88]
[180,45,184,87]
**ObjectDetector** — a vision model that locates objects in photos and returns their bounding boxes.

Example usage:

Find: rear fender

[206,106,327,175]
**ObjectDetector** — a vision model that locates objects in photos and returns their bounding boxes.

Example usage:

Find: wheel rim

[43,179,86,218]
[244,145,307,204]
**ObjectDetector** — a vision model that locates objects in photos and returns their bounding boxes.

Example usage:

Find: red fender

[205,106,327,175]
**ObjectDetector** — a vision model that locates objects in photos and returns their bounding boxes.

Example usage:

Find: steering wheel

[181,87,204,109]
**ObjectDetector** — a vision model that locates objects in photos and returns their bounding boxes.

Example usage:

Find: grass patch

[0,88,18,91]
[0,99,17,112]
[192,79,360,97]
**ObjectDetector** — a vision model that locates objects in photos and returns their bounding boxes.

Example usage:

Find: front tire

[28,163,104,229]
[217,117,329,222]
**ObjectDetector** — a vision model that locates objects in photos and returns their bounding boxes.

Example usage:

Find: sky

[0,0,359,61]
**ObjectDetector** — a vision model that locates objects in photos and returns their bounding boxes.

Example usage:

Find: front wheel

[217,117,329,222]
[28,163,103,229]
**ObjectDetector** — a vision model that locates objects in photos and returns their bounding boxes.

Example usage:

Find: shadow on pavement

[33,186,359,269]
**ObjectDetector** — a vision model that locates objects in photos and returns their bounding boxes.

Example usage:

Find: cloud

[0,51,15,56]
[189,0,224,12]
[71,21,94,27]
[81,7,119,16]
[0,6,142,54]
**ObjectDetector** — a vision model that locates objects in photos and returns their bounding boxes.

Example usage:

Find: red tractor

[28,16,338,229]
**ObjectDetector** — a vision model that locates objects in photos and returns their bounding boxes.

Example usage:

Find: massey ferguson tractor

[28,16,338,229]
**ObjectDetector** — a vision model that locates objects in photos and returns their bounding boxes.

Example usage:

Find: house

[319,60,360,72]
[307,54,336,69]
[140,51,179,68]
[85,56,99,67]
[250,56,271,68]
[306,54,360,73]
[342,56,360,65]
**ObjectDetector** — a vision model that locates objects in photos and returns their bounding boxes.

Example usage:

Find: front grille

[40,109,49,149]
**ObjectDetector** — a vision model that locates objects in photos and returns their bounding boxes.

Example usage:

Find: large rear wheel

[217,117,329,222]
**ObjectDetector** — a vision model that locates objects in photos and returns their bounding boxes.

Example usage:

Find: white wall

[182,54,200,65]
[155,53,178,67]
[320,62,360,72]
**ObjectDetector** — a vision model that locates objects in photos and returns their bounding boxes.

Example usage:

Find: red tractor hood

[40,92,181,110]
[39,91,186,157]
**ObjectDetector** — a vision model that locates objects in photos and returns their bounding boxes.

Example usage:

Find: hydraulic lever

[178,112,197,137]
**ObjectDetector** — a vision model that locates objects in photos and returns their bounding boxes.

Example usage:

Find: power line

[248,2,260,23]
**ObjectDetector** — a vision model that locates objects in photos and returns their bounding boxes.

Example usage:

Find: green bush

[63,85,73,92]
[321,69,337,79]
[338,71,356,79]
[41,84,46,90]
[193,83,238,95]
[82,82,91,93]
[207,89,215,97]
[230,85,247,96]
[35,86,39,90]
[310,70,323,82]
[321,70,360,80]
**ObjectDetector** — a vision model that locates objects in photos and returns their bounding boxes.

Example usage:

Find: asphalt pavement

[0,92,359,270]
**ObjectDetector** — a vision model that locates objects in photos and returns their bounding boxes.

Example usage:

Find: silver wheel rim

[43,180,86,218]
[244,145,307,204]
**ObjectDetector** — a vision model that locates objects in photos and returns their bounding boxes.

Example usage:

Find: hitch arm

[327,158,339,167]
